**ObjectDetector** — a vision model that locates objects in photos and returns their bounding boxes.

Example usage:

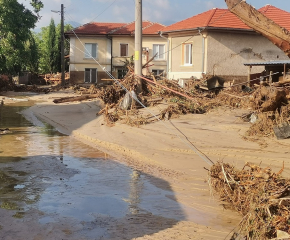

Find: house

[65,21,167,84]
[160,5,290,81]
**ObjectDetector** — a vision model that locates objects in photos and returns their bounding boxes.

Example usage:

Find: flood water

[0,99,186,239]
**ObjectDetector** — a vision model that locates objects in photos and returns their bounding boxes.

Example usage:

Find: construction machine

[225,0,290,58]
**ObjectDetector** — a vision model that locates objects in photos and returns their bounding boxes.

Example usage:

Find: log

[147,97,163,102]
[53,94,99,104]
[279,78,290,85]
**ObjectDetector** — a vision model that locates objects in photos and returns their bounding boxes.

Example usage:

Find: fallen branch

[137,74,198,102]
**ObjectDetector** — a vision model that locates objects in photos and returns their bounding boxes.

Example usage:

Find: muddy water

[0,100,186,240]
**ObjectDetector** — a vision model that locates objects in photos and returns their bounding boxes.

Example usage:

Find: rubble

[209,161,290,240]
[44,72,70,84]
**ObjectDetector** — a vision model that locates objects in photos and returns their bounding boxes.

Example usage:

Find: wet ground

[0,100,188,240]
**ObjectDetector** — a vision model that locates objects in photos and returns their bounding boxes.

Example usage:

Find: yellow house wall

[112,36,167,74]
[168,33,204,79]
[70,36,111,70]
[69,36,112,83]
[69,34,168,83]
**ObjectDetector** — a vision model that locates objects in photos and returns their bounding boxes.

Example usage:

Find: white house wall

[206,31,289,77]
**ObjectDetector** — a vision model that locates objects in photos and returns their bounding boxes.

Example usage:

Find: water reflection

[125,170,143,214]
[0,100,188,239]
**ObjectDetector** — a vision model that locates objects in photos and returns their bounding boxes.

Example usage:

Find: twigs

[210,161,290,239]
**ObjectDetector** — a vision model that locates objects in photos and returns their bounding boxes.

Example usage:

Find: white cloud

[205,1,215,9]
[143,0,173,23]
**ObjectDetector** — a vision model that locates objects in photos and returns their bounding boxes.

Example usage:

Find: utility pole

[135,0,142,93]
[61,4,65,86]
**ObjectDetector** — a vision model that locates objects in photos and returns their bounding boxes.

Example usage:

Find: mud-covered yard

[1,89,290,239]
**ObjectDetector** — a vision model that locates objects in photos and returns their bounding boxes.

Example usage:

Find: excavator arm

[225,0,290,58]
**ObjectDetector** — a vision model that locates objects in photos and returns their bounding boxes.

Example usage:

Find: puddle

[0,100,187,239]
[38,156,184,223]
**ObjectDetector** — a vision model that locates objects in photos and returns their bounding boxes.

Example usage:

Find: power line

[61,1,246,167]
[89,0,118,23]
[66,33,214,166]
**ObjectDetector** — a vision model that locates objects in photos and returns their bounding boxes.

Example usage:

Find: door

[84,68,97,83]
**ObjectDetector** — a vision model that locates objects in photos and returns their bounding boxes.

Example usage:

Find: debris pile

[209,162,290,240]
[0,75,52,93]
[93,72,224,126]
[44,72,70,84]
[249,86,288,112]
[245,86,290,138]
[0,75,15,91]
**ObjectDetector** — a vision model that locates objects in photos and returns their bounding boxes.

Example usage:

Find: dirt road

[2,90,290,239]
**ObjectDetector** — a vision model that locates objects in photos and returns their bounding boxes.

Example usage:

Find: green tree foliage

[0,0,43,75]
[37,22,73,74]
[24,32,39,73]
[47,19,57,73]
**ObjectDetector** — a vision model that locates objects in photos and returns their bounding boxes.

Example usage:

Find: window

[153,44,165,60]
[152,69,164,76]
[183,43,192,65]
[84,68,97,83]
[84,43,98,58]
[120,44,128,57]
[117,68,128,79]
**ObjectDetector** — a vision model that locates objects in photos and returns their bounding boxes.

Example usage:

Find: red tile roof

[68,21,165,36]
[112,21,152,34]
[71,22,125,35]
[259,5,290,30]
[161,5,290,33]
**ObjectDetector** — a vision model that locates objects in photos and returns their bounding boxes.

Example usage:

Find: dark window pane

[120,44,127,56]
[92,44,97,58]
[91,69,97,83]
[85,69,90,83]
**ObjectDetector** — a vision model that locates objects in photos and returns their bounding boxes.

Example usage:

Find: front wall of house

[206,31,289,78]
[70,35,168,83]
[69,36,112,84]
[112,36,167,75]
[142,36,167,74]
[168,34,203,80]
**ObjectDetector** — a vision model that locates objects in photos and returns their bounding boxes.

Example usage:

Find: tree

[47,19,57,73]
[0,0,43,75]
[24,32,39,73]
[36,23,73,74]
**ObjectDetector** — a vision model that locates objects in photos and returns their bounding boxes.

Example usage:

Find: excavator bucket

[225,0,290,58]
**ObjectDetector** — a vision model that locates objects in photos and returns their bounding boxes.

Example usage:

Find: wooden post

[269,71,273,85]
[247,65,252,87]
[284,64,286,81]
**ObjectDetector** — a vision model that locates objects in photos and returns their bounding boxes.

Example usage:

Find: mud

[0,100,225,240]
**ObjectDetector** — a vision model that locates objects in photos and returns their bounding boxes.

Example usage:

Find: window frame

[183,43,192,66]
[153,44,165,60]
[84,43,98,59]
[152,69,164,76]
[120,43,129,57]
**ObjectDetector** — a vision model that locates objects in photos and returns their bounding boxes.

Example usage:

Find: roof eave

[161,26,255,34]
[65,33,109,37]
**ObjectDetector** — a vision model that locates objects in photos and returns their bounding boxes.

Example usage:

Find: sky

[18,0,290,30]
